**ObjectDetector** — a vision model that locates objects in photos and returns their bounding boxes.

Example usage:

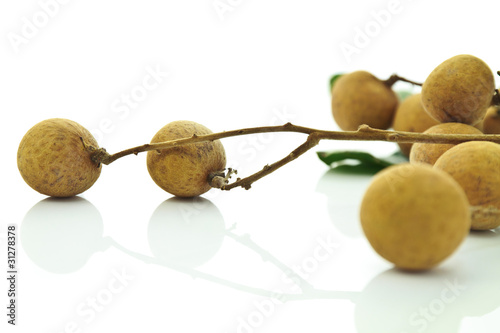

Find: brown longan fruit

[331,71,398,131]
[147,120,226,197]
[421,54,495,125]
[391,93,440,157]
[360,163,470,271]
[434,141,500,230]
[409,122,482,165]
[17,118,101,197]
[476,106,500,134]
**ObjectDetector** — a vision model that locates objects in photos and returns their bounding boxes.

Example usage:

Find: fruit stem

[208,168,237,188]
[221,134,320,191]
[383,74,423,88]
[92,123,500,191]
[95,123,315,165]
[491,89,500,107]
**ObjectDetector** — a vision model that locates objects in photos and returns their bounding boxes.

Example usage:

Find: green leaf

[317,150,408,175]
[329,73,344,93]
[324,163,389,175]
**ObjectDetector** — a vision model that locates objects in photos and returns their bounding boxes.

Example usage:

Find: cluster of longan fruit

[17,53,500,273]
[17,119,227,198]
[332,54,500,270]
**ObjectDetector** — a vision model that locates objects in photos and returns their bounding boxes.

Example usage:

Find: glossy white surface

[2,1,500,332]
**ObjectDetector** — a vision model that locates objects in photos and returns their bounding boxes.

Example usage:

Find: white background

[2,0,500,332]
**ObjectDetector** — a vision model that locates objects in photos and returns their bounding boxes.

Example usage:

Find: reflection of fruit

[21,197,105,274]
[434,141,500,230]
[147,120,226,197]
[355,240,500,333]
[360,164,470,270]
[355,269,461,333]
[409,122,483,165]
[391,93,440,157]
[331,71,398,131]
[477,106,500,134]
[148,197,226,268]
[421,54,495,125]
[17,118,101,197]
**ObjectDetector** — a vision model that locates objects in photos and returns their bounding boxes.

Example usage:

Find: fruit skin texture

[391,93,440,157]
[17,118,101,197]
[147,120,226,197]
[434,141,500,230]
[421,54,495,125]
[476,106,500,134]
[409,122,482,166]
[331,71,398,131]
[360,163,470,271]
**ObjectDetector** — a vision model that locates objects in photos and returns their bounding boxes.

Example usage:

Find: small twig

[94,123,500,166]
[218,125,500,191]
[383,74,423,88]
[92,123,500,191]
[94,123,313,165]
[221,134,321,190]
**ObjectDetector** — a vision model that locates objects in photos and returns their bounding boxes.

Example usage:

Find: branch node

[208,168,238,189]
[388,133,399,141]
[357,124,371,132]
[307,133,321,145]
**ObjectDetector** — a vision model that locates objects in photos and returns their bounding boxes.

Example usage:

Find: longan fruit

[147,120,226,197]
[477,106,500,134]
[391,93,440,157]
[434,141,500,230]
[409,122,482,165]
[360,163,470,271]
[421,54,495,125]
[17,118,101,197]
[331,71,398,131]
